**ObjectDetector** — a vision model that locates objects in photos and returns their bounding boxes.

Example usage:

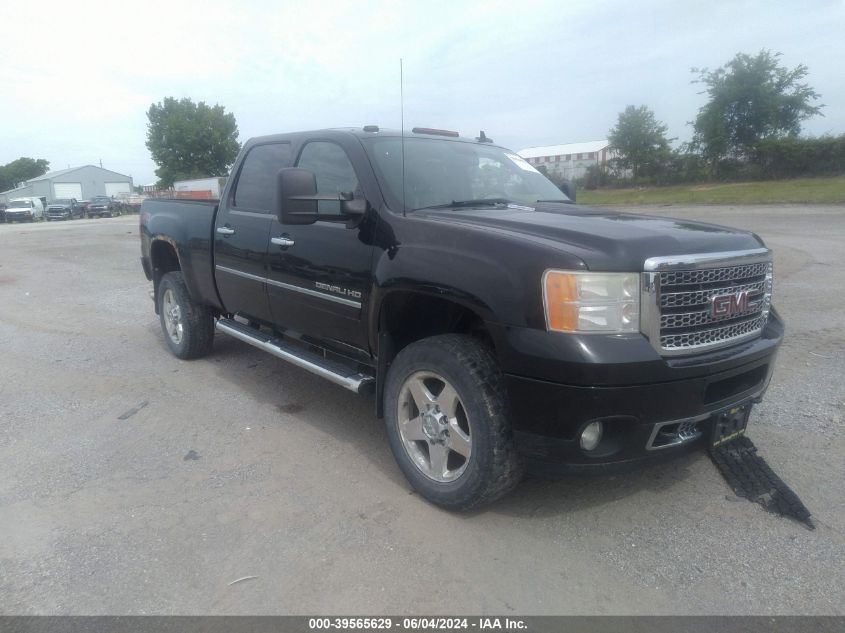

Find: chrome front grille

[660,315,768,350]
[659,279,767,310]
[641,249,773,356]
[659,262,770,286]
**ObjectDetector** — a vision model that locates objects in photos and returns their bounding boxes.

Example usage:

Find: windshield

[9,200,32,208]
[362,137,568,211]
[53,199,72,204]
[91,197,110,203]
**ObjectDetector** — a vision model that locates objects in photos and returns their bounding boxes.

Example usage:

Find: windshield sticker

[505,152,540,173]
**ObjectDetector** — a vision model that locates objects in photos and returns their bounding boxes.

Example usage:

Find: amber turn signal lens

[544,272,579,332]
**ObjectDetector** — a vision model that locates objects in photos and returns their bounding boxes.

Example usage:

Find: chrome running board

[215,318,374,394]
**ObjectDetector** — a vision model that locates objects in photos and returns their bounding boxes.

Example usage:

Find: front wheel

[384,334,522,510]
[157,271,214,359]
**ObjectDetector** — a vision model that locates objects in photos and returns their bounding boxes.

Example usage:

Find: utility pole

[99,159,103,168]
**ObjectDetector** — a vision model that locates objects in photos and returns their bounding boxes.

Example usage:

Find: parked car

[4,197,45,222]
[87,196,120,218]
[0,202,7,223]
[46,198,84,221]
[140,126,782,510]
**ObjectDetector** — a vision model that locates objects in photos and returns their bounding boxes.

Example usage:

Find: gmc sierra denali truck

[140,127,783,509]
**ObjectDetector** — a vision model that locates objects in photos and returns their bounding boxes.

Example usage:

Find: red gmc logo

[711,291,751,318]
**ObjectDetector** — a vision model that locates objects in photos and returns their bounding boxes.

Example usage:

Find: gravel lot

[0,206,843,615]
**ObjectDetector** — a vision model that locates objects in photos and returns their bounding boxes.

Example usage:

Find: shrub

[755,135,845,178]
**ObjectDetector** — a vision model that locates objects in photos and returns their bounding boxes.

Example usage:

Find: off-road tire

[384,334,522,510]
[157,271,214,360]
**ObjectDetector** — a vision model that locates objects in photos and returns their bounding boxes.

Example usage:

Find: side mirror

[559,180,576,202]
[275,168,318,225]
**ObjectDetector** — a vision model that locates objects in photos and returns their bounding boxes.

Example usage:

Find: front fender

[371,243,512,319]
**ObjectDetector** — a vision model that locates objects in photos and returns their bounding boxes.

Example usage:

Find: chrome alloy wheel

[397,371,472,483]
[161,288,184,344]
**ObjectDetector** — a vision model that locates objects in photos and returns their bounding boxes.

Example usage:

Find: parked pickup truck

[46,198,84,221]
[140,127,783,509]
[88,196,120,218]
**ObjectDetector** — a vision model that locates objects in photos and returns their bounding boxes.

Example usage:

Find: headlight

[543,270,640,333]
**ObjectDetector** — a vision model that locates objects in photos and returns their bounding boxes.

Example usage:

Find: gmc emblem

[711,291,752,318]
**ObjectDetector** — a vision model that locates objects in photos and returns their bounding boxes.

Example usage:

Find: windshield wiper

[535,199,572,203]
[417,198,513,210]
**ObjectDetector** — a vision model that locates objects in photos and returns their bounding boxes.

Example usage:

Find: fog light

[580,421,604,451]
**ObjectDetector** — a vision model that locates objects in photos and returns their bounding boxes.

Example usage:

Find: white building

[0,165,133,204]
[518,140,610,181]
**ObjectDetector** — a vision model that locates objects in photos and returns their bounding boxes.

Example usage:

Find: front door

[214,142,292,324]
[266,140,374,353]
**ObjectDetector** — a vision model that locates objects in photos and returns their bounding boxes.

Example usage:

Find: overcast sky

[2,0,843,185]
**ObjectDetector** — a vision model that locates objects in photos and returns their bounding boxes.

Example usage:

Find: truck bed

[140,198,222,311]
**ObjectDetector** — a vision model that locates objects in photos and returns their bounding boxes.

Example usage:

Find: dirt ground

[0,206,842,615]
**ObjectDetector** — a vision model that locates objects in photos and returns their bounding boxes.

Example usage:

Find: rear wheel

[157,271,214,359]
[384,334,522,510]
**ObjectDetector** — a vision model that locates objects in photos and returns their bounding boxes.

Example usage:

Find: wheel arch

[373,288,497,418]
[149,237,182,314]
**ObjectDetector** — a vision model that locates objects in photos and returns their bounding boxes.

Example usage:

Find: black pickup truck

[140,127,783,509]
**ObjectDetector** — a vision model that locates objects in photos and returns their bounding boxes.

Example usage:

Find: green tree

[691,50,823,163]
[0,157,50,191]
[145,97,240,188]
[608,105,672,179]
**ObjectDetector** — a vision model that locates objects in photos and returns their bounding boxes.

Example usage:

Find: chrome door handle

[270,236,295,247]
[216,226,235,236]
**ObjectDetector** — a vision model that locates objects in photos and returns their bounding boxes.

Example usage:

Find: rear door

[266,138,374,352]
[214,142,292,323]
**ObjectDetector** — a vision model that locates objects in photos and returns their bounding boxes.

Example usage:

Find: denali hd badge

[315,281,362,300]
[711,290,752,318]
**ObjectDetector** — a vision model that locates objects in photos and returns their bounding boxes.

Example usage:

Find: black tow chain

[709,436,814,529]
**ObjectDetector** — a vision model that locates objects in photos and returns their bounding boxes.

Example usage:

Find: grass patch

[578,176,845,205]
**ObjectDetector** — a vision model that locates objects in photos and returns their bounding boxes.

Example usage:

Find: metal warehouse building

[0,165,134,204]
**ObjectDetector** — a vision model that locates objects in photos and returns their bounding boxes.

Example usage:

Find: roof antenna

[400,58,406,217]
[476,130,493,143]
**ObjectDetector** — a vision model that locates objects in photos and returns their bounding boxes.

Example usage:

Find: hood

[48,204,71,210]
[414,203,764,271]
